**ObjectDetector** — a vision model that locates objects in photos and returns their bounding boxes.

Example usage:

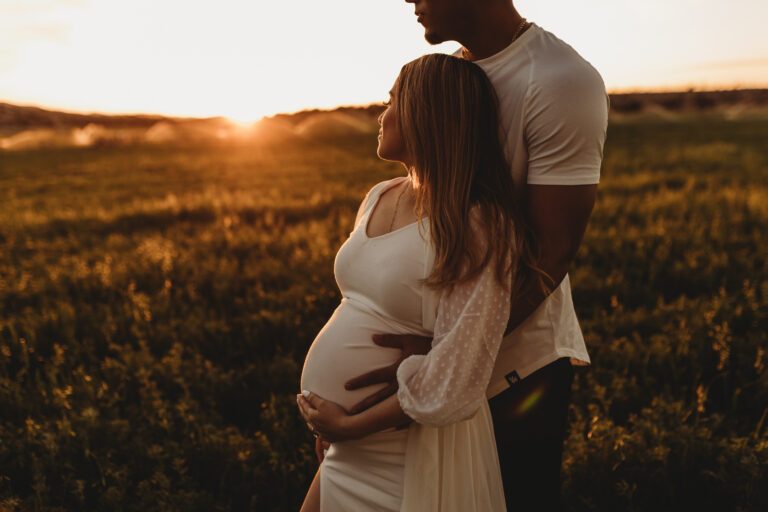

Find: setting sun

[1,0,767,121]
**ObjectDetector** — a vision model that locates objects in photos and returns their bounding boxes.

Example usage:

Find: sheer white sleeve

[396,231,512,427]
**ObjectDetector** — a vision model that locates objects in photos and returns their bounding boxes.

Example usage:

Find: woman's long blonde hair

[395,53,544,297]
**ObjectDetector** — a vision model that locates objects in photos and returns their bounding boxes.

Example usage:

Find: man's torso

[458,23,609,395]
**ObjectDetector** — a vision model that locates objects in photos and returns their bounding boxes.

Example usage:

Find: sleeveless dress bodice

[300,177,437,412]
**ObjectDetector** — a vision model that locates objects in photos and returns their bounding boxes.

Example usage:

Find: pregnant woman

[298,53,542,511]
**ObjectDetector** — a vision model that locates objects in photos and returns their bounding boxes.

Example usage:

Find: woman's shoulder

[354,176,408,227]
[362,176,408,206]
[369,176,408,195]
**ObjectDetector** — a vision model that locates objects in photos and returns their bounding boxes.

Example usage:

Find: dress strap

[363,176,408,216]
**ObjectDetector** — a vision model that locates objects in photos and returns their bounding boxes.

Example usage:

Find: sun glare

[0,0,766,118]
[226,117,258,129]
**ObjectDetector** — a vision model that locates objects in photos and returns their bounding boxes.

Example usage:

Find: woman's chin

[376,146,403,164]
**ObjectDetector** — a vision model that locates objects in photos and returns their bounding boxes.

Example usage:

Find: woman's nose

[377,112,384,125]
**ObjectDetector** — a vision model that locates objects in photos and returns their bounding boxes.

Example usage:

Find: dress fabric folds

[321,429,409,512]
[320,404,507,512]
[401,402,507,512]
[314,177,509,511]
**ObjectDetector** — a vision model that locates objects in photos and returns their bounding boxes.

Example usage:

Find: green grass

[0,119,766,511]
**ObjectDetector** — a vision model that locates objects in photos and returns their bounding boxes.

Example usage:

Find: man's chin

[424,29,447,45]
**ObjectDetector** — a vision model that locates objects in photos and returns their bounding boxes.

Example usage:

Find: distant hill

[0,103,237,150]
[0,102,171,129]
[1,89,767,150]
[3,89,767,130]
[270,104,384,127]
[269,89,768,119]
[0,102,384,132]
[0,102,247,130]
[608,89,768,113]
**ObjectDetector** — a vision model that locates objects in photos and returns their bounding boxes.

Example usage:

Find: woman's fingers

[297,394,318,424]
[298,392,352,442]
[302,390,326,409]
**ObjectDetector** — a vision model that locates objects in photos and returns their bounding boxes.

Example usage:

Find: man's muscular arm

[505,183,597,335]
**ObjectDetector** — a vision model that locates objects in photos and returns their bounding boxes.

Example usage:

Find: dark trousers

[488,357,574,512]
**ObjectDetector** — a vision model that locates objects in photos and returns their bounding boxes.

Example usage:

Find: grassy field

[0,116,766,511]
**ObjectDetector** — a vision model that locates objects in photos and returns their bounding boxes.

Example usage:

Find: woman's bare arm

[300,468,321,512]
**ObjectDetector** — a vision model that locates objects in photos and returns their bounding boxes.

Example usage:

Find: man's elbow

[539,238,582,277]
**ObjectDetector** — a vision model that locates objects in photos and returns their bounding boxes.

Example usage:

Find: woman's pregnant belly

[300,299,407,412]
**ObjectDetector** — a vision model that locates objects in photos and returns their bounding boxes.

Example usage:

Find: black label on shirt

[505,370,521,386]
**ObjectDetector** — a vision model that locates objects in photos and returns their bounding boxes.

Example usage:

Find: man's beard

[424,29,447,45]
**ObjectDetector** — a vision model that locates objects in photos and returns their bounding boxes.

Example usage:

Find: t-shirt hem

[526,174,601,185]
[486,348,591,399]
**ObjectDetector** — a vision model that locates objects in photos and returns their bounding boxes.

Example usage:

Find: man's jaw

[412,7,450,45]
[424,29,447,45]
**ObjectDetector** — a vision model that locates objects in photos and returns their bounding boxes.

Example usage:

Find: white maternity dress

[301,176,511,511]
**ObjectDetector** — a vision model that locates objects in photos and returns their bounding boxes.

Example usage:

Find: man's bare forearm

[504,259,569,336]
[505,184,598,336]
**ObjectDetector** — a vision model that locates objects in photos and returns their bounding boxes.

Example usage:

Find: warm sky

[1,0,767,121]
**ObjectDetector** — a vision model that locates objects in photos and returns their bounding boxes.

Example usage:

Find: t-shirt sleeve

[524,64,610,185]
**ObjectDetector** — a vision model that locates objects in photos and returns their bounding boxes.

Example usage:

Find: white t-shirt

[456,23,610,397]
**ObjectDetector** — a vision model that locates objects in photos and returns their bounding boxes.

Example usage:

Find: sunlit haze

[1,0,767,122]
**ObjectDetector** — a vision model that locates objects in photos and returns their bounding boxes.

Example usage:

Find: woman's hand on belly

[298,390,412,442]
[297,391,362,443]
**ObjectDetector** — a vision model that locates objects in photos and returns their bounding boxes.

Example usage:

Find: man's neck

[458,5,528,61]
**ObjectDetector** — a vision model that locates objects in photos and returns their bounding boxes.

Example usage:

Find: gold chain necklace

[461,18,530,61]
[388,181,409,233]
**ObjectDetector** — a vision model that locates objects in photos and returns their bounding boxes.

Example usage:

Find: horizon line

[3,83,768,122]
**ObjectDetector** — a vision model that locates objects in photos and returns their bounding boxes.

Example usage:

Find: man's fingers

[344,364,397,390]
[402,335,433,356]
[371,333,405,349]
[348,382,398,415]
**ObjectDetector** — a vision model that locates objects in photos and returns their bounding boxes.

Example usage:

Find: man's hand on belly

[344,333,432,415]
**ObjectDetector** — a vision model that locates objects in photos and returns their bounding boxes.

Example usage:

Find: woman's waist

[329,426,409,450]
[338,296,427,335]
[300,300,428,411]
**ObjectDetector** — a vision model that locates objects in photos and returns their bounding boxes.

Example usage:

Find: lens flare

[514,386,545,416]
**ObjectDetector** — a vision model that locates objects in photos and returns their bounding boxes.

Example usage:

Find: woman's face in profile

[377,80,408,164]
